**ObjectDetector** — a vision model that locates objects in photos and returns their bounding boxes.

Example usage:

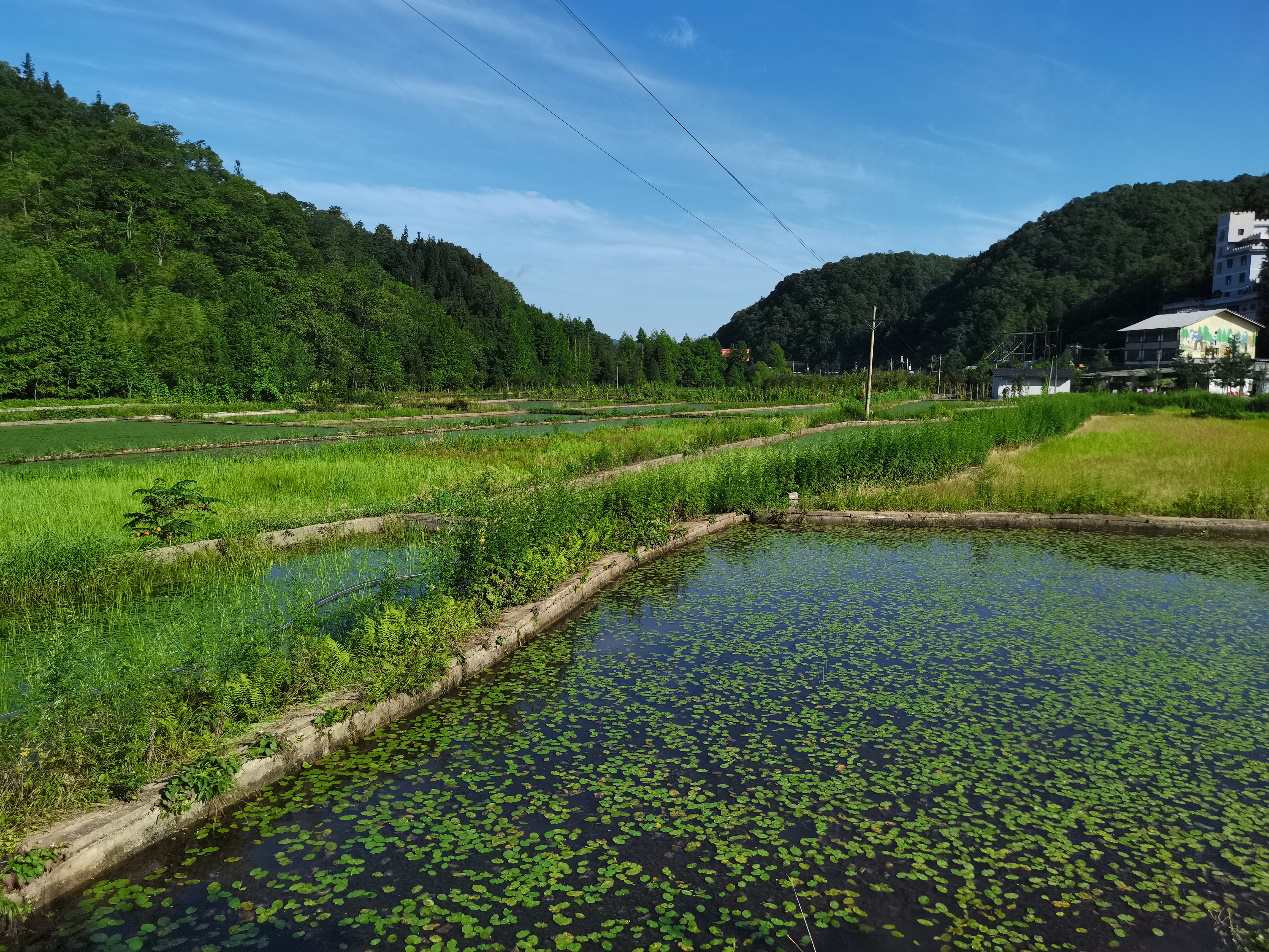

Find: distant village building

[1119,309,1261,367]
[1211,211,1268,323]
[991,367,1073,399]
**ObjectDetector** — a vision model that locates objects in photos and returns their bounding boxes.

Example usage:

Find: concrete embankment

[754,508,1269,538]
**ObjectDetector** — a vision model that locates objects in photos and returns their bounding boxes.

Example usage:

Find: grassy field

[0,401,859,460]
[0,380,908,423]
[818,410,1269,518]
[0,409,853,613]
[0,420,357,459]
[875,398,995,420]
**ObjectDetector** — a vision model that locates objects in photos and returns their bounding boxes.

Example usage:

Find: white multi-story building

[1212,211,1268,322]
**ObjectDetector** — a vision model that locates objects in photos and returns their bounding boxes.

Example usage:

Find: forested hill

[719,174,1269,369]
[717,253,961,371]
[0,58,617,399]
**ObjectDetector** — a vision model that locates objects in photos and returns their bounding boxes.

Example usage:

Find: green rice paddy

[19,526,1268,951]
[0,421,353,460]
[0,404,834,463]
[0,411,823,595]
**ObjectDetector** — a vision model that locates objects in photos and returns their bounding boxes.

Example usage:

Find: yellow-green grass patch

[818,411,1269,518]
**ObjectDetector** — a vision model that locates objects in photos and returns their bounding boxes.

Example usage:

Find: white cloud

[657,16,697,49]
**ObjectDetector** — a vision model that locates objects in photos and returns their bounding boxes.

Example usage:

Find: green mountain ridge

[719,174,1269,368]
[0,58,629,399]
[718,252,962,371]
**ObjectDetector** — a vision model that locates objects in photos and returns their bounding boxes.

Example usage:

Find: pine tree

[20,53,35,81]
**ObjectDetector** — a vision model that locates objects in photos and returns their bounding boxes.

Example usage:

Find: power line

[394,0,782,276]
[549,0,825,266]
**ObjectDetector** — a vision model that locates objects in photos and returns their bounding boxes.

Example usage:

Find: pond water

[20,527,1269,951]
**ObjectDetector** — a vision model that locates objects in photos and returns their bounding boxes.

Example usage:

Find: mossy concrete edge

[8,512,750,915]
[756,508,1269,538]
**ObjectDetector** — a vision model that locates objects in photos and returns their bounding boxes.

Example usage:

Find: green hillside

[0,59,616,400]
[717,252,961,371]
[719,175,1269,368]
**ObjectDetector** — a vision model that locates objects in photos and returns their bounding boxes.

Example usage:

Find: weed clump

[243,733,279,760]
[159,755,240,815]
[1,845,62,890]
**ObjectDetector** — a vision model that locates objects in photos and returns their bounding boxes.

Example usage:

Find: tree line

[0,58,799,401]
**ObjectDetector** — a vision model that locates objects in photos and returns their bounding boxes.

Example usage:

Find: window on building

[1240,273,1247,282]
[1242,255,1249,265]
[1227,276,1233,285]
[1217,263,1223,273]
[1163,348,1177,361]
[1220,230,1227,241]
[1238,228,1245,235]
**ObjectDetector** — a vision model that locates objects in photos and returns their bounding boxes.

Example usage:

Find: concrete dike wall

[753,507,1269,539]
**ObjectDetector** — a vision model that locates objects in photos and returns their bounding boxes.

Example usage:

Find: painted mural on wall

[1182,323,1255,355]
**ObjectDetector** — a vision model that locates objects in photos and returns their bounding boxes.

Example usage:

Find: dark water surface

[19,527,1269,951]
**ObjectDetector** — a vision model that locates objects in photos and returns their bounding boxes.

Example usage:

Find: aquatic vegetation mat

[16,527,1269,951]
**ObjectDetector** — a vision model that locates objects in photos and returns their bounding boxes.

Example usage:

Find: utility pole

[864,306,878,420]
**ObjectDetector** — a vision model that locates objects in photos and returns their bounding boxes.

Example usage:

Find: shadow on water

[16,526,1268,952]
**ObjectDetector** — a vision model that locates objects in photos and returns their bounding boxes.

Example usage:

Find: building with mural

[1119,309,1262,367]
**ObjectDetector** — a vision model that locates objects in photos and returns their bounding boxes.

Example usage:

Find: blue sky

[10,0,1268,338]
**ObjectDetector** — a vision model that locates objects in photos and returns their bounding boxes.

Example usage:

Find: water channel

[18,527,1269,951]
